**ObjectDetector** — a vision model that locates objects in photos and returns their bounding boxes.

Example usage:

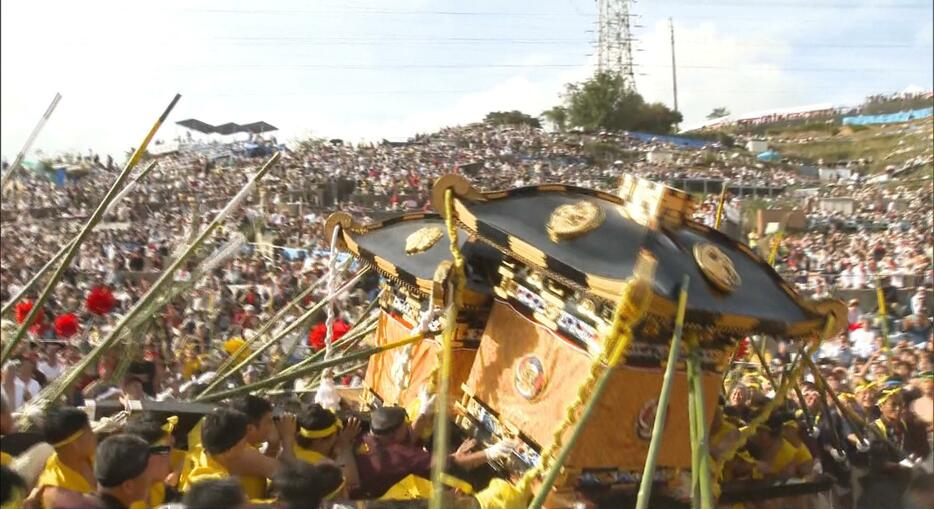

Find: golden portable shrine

[316,174,845,508]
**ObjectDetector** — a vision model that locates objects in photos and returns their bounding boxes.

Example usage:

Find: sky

[1,0,932,160]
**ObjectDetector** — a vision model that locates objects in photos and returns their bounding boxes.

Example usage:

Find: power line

[163,62,929,73]
[178,2,932,15]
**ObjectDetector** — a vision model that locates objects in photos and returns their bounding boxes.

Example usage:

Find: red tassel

[734,337,750,360]
[307,320,350,352]
[14,300,43,325]
[54,313,80,339]
[86,285,117,315]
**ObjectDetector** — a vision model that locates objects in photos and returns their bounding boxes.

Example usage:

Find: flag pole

[0,93,62,193]
[2,94,181,364]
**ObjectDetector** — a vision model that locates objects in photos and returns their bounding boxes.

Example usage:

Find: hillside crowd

[0,122,931,509]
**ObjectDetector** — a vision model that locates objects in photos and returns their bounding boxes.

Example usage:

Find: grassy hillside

[770,118,933,174]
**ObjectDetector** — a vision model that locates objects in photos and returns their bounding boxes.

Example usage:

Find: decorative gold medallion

[404,226,443,255]
[546,201,604,242]
[514,355,546,400]
[693,243,741,293]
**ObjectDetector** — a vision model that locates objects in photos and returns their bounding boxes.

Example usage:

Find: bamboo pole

[196,331,427,403]
[874,277,894,373]
[275,275,380,373]
[714,180,729,230]
[801,355,897,450]
[635,276,689,509]
[688,345,700,505]
[208,259,349,382]
[195,267,369,397]
[22,152,280,416]
[261,320,373,395]
[1,95,181,364]
[750,336,814,433]
[1,160,160,319]
[0,93,62,193]
[688,346,714,509]
[275,314,376,379]
[429,304,457,509]
[262,361,367,396]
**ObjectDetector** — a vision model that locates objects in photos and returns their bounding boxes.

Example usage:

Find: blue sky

[1,0,931,159]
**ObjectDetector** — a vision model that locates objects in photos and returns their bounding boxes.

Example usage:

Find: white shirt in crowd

[850,327,878,358]
[12,377,41,410]
[37,359,63,381]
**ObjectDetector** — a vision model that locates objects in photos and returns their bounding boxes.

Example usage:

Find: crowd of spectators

[1,121,931,508]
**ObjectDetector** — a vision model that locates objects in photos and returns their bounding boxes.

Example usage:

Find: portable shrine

[431,174,845,492]
[324,212,500,413]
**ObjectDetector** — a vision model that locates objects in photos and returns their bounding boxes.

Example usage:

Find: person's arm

[448,439,489,471]
[227,446,280,478]
[275,413,297,463]
[334,417,362,490]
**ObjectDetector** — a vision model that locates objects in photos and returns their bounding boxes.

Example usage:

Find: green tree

[540,106,568,131]
[707,107,731,120]
[483,110,541,128]
[559,72,682,134]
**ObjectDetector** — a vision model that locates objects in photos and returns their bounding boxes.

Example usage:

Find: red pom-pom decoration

[734,337,750,360]
[307,320,350,352]
[14,300,43,325]
[54,313,80,339]
[86,286,117,315]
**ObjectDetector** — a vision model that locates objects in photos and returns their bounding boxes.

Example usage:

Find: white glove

[418,390,437,417]
[809,426,821,439]
[830,449,847,463]
[856,439,871,453]
[484,438,519,461]
[314,378,341,411]
[898,458,916,469]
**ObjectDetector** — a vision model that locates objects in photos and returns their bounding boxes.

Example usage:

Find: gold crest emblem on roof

[693,243,741,293]
[546,201,604,242]
[405,226,444,255]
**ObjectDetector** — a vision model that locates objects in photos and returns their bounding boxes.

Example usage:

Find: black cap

[95,434,150,487]
[370,406,407,434]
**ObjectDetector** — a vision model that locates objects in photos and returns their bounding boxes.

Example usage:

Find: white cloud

[635,20,798,126]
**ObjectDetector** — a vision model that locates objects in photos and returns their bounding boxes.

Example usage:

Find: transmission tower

[595,0,637,91]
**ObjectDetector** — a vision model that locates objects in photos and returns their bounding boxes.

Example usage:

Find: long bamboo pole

[688,346,714,509]
[635,276,689,509]
[714,180,729,230]
[261,321,373,395]
[802,355,895,449]
[750,336,814,433]
[527,299,651,509]
[197,331,427,403]
[208,260,348,382]
[874,277,894,373]
[688,344,700,505]
[275,273,379,373]
[0,93,62,193]
[195,267,368,397]
[1,95,180,364]
[23,152,280,416]
[275,314,377,379]
[0,160,160,319]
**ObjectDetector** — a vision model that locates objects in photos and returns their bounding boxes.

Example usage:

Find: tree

[483,110,541,128]
[707,107,730,120]
[540,106,568,131]
[558,72,682,134]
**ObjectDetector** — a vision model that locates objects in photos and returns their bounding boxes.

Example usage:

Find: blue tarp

[842,107,933,126]
[757,150,781,162]
[625,131,711,149]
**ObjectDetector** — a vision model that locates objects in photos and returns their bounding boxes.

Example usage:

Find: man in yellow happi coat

[29,407,98,509]
[293,403,361,492]
[123,413,185,509]
[179,406,296,501]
